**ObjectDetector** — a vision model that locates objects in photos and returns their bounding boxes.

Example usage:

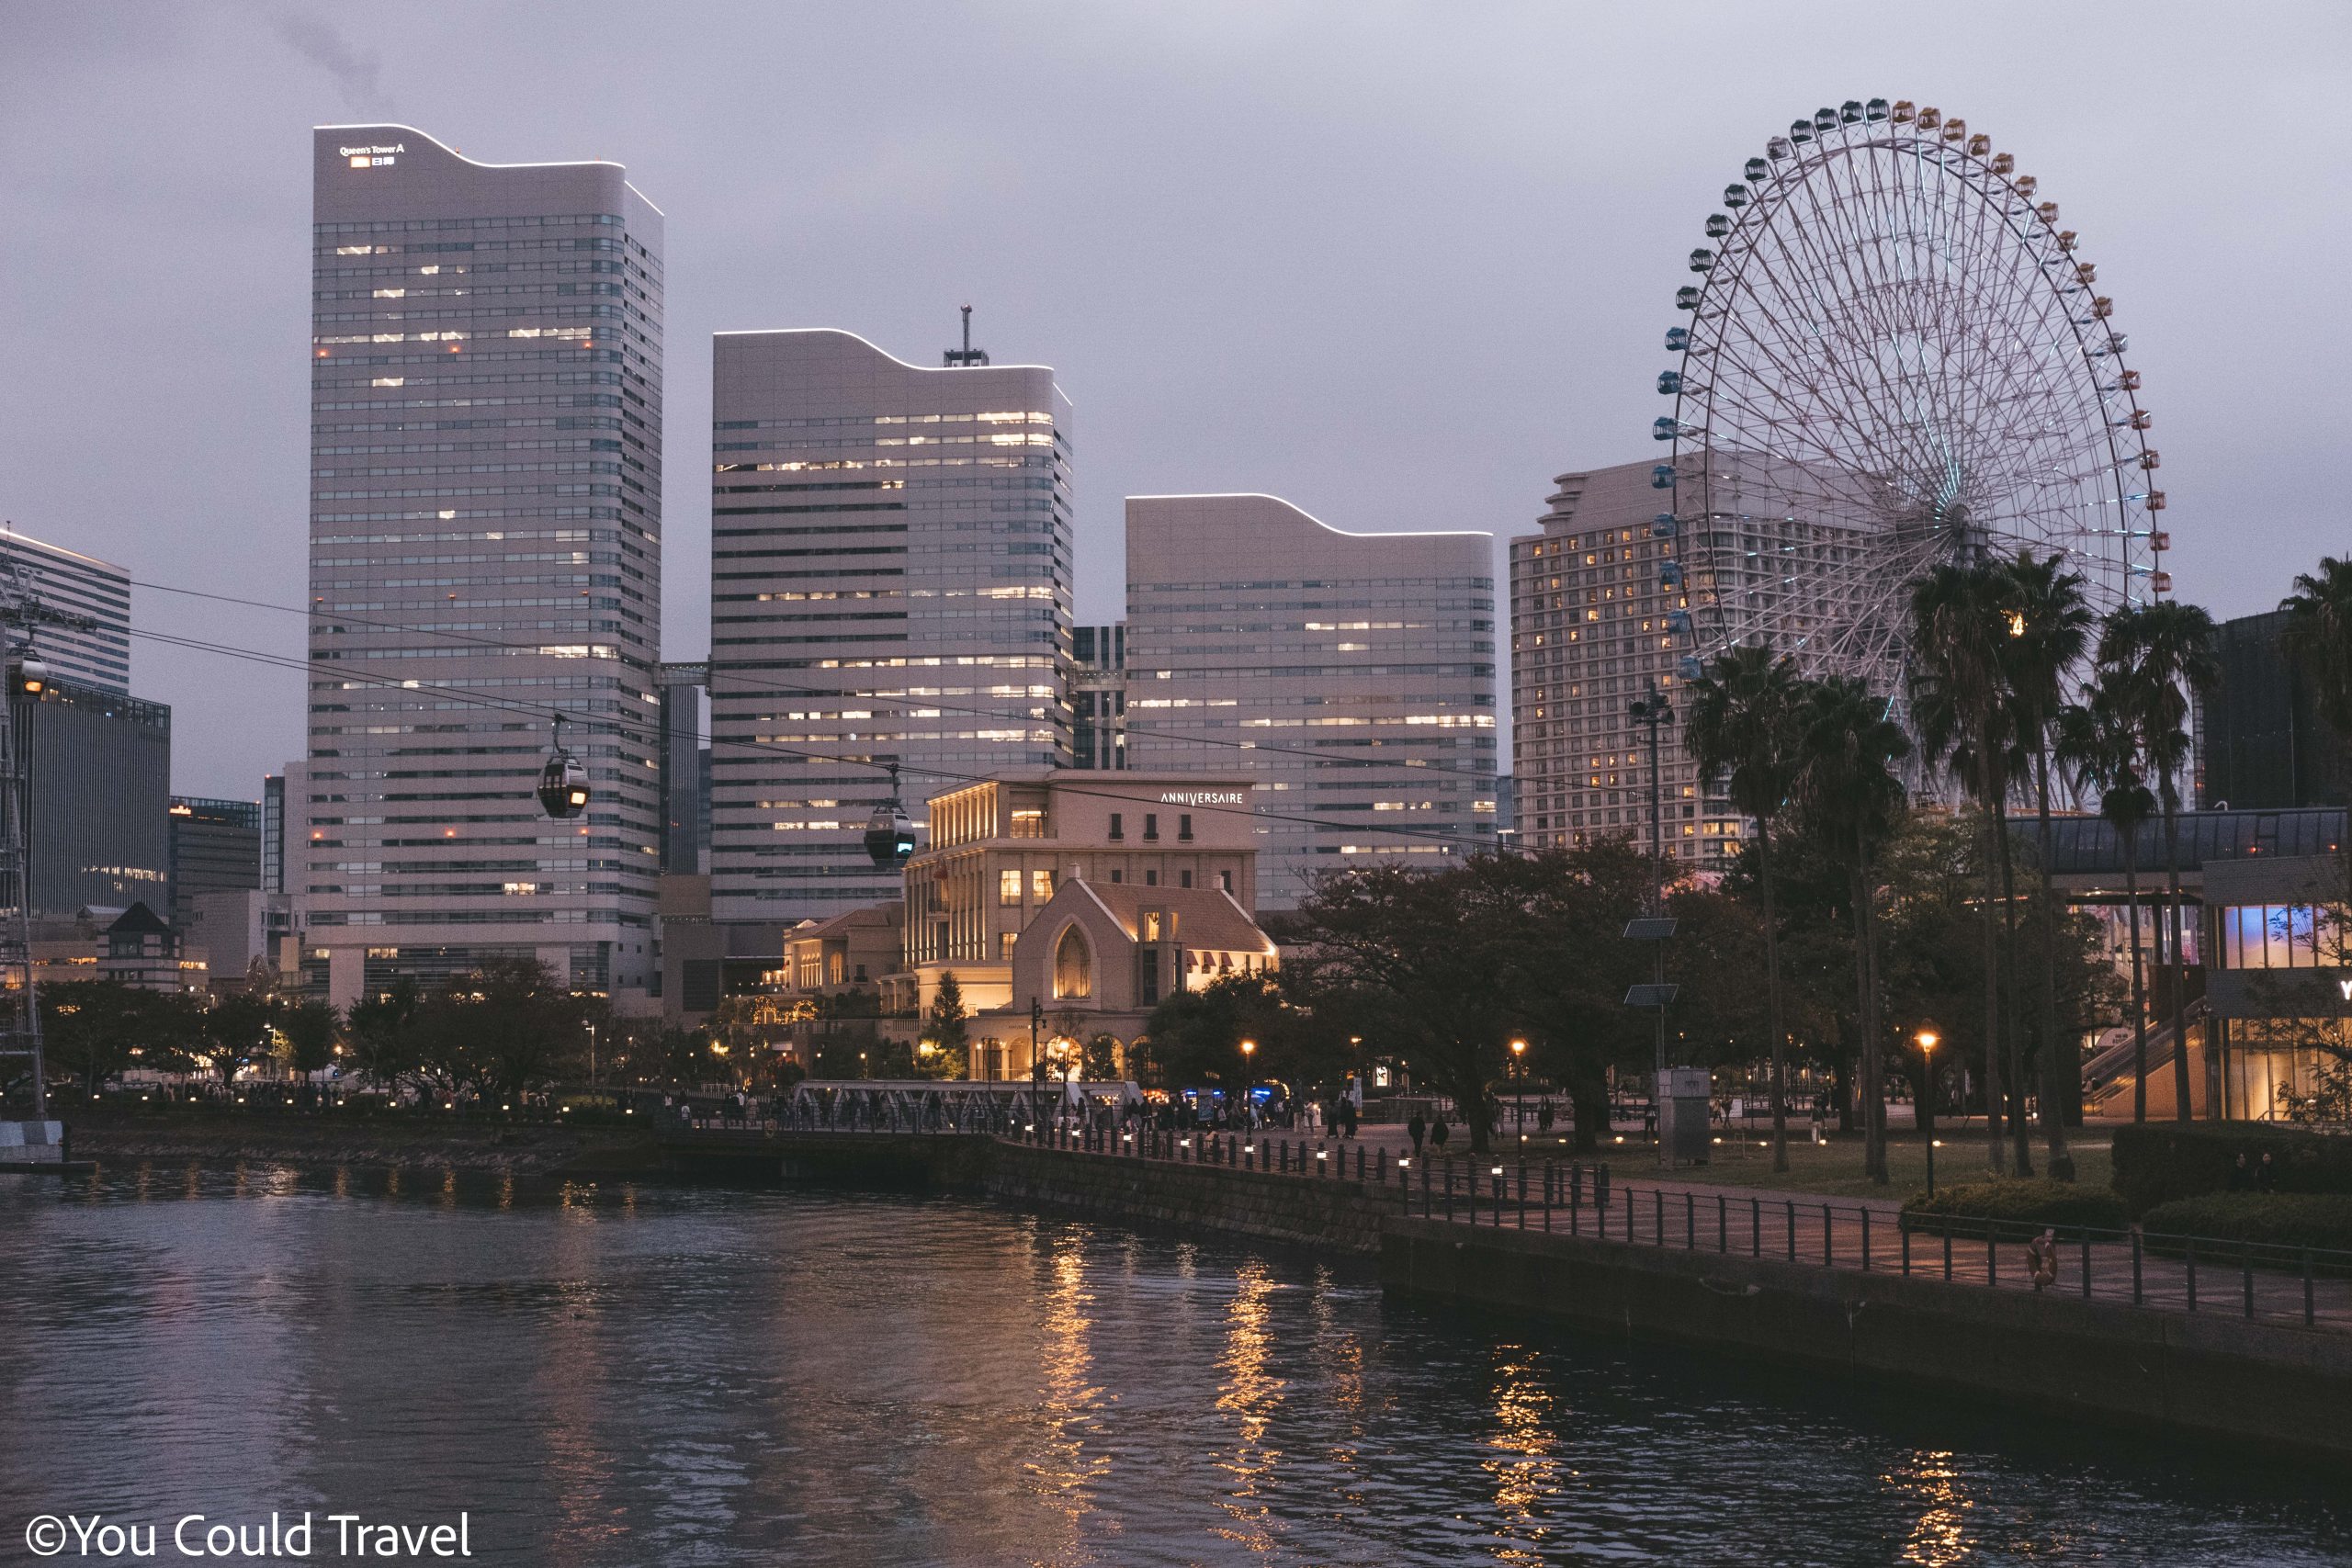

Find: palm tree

[2056,682,2157,1122]
[2000,551,2096,1179]
[2100,603,2219,1122]
[1909,560,2030,1174]
[1791,675,1911,1183]
[1686,645,1806,1172]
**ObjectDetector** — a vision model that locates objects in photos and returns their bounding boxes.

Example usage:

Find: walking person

[1408,1110,1427,1156]
[2026,1227,2059,1292]
[1429,1116,1451,1155]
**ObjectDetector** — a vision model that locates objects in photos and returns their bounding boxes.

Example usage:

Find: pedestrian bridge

[778,1078,1140,1134]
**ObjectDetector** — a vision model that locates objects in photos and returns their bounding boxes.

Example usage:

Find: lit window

[1000,869,1023,906]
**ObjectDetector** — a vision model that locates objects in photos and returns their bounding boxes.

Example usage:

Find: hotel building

[707,328,1073,926]
[300,124,665,1010]
[1125,494,1496,908]
[1510,459,1736,863]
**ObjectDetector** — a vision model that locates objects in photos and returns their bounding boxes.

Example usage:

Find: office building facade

[1510,460,1743,863]
[707,328,1073,926]
[1125,494,1496,908]
[0,529,132,695]
[12,678,171,917]
[1070,623,1125,770]
[302,124,664,1010]
[2199,609,2349,811]
[168,795,261,930]
[657,660,708,873]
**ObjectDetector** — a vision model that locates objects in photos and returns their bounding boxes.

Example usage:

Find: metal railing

[672,1114,2352,1332]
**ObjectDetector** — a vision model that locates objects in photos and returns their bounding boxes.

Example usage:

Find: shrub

[2109,1122,2352,1215]
[2136,1192,2352,1258]
[1901,1179,2128,1237]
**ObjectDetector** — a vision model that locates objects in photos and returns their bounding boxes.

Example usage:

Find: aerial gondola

[537,714,590,819]
[864,763,916,869]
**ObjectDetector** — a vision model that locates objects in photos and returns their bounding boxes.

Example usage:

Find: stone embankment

[986,1138,1395,1252]
[1382,1217,2352,1463]
[69,1112,662,1176]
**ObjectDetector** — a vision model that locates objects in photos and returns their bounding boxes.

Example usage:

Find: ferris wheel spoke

[1667,102,2156,708]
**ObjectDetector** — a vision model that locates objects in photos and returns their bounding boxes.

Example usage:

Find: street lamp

[1510,1039,1528,1133]
[1917,1029,1939,1191]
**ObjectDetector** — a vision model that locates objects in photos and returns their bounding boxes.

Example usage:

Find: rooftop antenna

[944,304,989,367]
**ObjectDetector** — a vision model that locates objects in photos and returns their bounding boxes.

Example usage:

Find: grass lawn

[1510,1126,2116,1201]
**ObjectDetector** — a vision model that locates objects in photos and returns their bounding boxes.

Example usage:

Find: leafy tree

[923,972,970,1058]
[345,976,423,1095]
[199,992,276,1091]
[394,959,586,1103]
[1081,1032,1121,1082]
[1684,644,1805,1170]
[278,999,340,1079]
[1286,863,1527,1152]
[40,980,198,1093]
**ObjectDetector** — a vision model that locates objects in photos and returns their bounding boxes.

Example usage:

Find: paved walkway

[1024,1126,2352,1336]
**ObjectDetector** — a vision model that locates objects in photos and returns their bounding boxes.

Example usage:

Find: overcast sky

[4,2,2347,797]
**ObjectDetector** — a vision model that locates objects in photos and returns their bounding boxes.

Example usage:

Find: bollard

[1717,1193,1727,1255]
[1685,1191,1695,1251]
[1901,1223,1911,1277]
[1860,1209,1871,1272]
[1943,1228,1952,1283]
[1823,1203,1834,1269]
[1655,1188,1666,1246]
[1751,1196,1761,1258]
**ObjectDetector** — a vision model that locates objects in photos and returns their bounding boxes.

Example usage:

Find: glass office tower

[302,125,663,1010]
[0,528,131,695]
[708,329,1073,925]
[1125,494,1497,909]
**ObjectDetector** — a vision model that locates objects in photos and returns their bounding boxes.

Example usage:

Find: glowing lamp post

[1510,1038,1528,1134]
[1917,1030,1939,1192]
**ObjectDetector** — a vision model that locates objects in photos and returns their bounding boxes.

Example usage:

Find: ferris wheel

[1655,97,2166,697]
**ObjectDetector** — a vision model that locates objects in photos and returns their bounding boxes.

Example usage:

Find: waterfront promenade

[673,1115,2352,1336]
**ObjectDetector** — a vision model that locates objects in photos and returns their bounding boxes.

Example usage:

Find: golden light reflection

[1892,1450,1973,1565]
[1483,1344,1561,1562]
[1023,1235,1109,1543]
[1211,1261,1286,1554]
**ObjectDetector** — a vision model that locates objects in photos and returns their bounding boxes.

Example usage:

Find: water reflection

[1214,1260,1285,1555]
[1483,1345,1560,1563]
[0,1166,2345,1568]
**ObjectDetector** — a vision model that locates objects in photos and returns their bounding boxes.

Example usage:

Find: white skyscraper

[0,528,130,694]
[300,125,664,1011]
[707,328,1073,925]
[1125,494,1497,909]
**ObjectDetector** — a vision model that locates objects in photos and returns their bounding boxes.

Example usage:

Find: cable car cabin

[11,659,48,697]
[864,801,916,869]
[537,752,590,819]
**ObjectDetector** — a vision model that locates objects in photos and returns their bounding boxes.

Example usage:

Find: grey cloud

[270,12,393,116]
